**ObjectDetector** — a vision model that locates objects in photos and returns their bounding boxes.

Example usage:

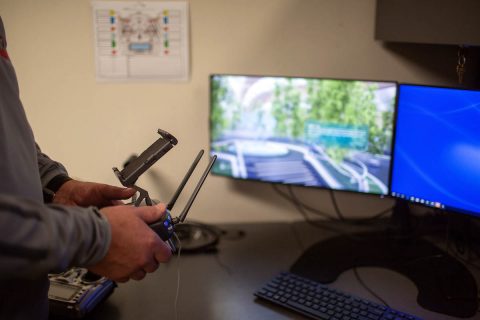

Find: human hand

[89,203,172,282]
[53,180,136,208]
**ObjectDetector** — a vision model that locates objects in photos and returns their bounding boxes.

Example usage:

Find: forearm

[0,194,110,279]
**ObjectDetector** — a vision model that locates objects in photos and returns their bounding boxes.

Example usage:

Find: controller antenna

[175,154,217,224]
[167,150,204,211]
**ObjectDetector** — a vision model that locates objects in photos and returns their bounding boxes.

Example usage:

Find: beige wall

[1,0,456,223]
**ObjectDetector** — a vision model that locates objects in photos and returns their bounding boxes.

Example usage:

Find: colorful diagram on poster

[92,1,189,81]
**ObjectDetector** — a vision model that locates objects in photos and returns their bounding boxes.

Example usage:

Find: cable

[278,185,396,243]
[272,184,393,224]
[173,233,182,320]
[329,189,393,224]
[352,267,390,308]
[279,183,434,246]
[213,253,233,275]
[448,245,480,272]
[444,214,480,271]
[284,185,373,241]
[272,184,336,220]
[329,189,346,220]
[289,222,307,251]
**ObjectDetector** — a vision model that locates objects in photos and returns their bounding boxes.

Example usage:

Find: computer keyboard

[254,272,422,320]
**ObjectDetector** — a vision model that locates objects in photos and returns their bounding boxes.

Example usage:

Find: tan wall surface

[1,0,456,223]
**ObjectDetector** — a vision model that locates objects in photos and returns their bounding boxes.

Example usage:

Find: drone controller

[113,129,217,252]
[48,268,116,319]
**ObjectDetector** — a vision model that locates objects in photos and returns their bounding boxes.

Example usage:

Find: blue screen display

[391,84,480,217]
[210,75,397,195]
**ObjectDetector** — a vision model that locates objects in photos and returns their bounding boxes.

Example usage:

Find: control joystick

[81,271,102,283]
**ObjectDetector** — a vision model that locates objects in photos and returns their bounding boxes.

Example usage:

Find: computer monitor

[209,74,397,195]
[391,84,480,218]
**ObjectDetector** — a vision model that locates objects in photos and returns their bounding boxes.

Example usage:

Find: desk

[84,221,479,320]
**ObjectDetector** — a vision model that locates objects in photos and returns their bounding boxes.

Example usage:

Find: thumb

[135,203,167,224]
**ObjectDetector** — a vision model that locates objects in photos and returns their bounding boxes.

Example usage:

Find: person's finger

[130,269,147,281]
[154,241,173,263]
[100,185,136,200]
[135,203,167,224]
[143,257,160,273]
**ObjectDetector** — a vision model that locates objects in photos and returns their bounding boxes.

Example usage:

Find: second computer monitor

[391,84,480,217]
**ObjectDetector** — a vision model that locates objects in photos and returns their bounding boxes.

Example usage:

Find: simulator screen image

[209,75,397,195]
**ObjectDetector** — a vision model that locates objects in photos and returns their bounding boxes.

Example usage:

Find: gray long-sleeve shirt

[0,16,111,319]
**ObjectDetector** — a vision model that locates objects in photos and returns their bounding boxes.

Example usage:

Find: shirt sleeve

[0,194,111,280]
[36,143,70,188]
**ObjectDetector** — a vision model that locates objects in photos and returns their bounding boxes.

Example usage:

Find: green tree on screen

[379,108,394,151]
[306,80,391,161]
[272,79,304,138]
[210,77,229,141]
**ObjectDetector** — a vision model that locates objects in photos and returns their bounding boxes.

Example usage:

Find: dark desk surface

[85,221,480,320]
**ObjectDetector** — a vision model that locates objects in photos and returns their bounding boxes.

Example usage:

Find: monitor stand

[289,200,478,318]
